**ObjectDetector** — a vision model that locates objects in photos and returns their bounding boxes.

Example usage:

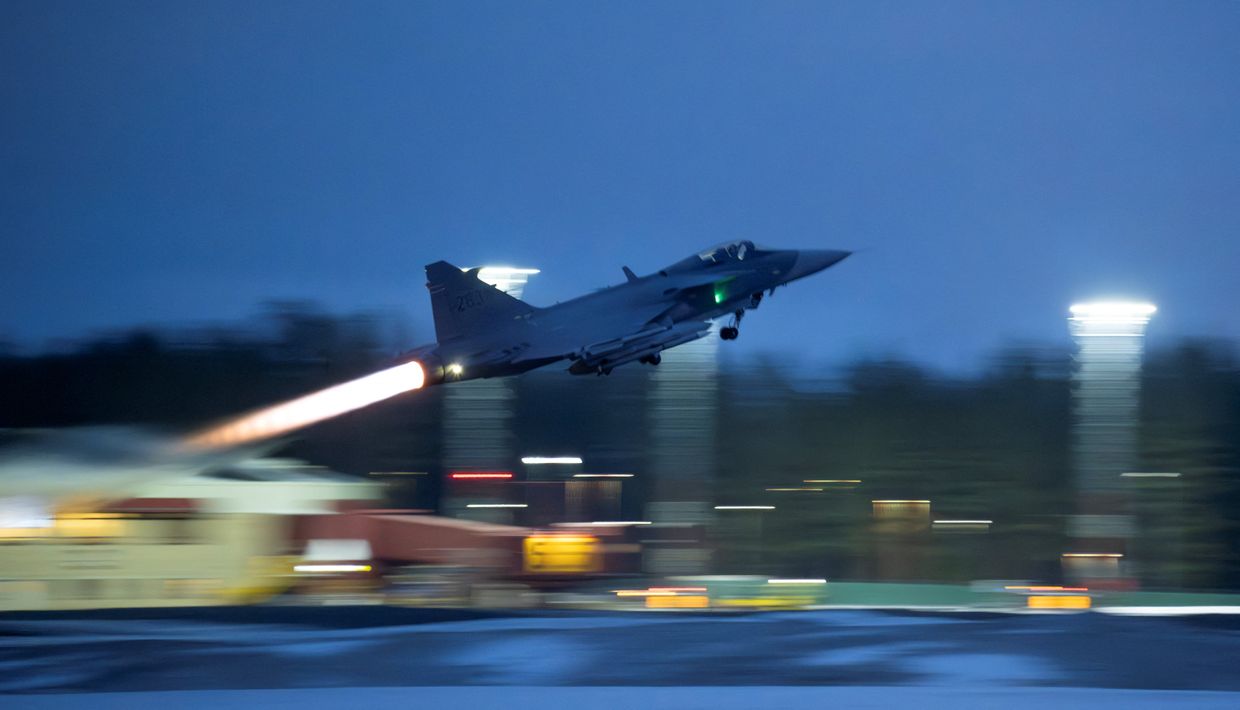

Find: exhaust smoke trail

[179,360,426,451]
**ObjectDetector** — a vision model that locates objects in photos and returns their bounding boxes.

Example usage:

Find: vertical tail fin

[425,261,537,343]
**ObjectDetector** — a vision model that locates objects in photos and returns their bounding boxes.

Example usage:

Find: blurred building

[1066,302,1155,586]
[0,458,380,611]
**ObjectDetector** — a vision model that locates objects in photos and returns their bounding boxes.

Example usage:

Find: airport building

[0,459,382,611]
[0,456,615,611]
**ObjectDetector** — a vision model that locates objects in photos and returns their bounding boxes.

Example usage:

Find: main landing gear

[720,308,744,341]
[639,353,662,366]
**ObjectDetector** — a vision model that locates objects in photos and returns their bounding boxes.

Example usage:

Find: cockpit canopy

[666,240,772,271]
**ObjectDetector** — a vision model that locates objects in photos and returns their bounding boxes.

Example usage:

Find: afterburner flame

[180,360,426,451]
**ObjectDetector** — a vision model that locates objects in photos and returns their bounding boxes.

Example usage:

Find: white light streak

[767,578,827,585]
[180,361,425,451]
[1062,553,1124,558]
[714,505,775,510]
[1100,606,1240,616]
[466,503,528,509]
[553,521,652,527]
[933,520,994,525]
[475,266,541,277]
[1121,472,1181,478]
[522,456,583,465]
[572,473,634,478]
[293,564,372,573]
[804,479,862,484]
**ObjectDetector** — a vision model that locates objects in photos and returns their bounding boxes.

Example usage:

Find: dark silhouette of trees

[2,307,1238,589]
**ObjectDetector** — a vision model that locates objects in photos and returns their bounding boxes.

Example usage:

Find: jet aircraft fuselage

[409,241,849,383]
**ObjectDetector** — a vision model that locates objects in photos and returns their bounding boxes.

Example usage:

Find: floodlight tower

[442,266,538,522]
[1065,301,1155,583]
[644,323,720,575]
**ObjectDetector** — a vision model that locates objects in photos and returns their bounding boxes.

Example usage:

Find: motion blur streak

[568,521,652,526]
[292,564,373,573]
[767,578,827,585]
[179,361,426,451]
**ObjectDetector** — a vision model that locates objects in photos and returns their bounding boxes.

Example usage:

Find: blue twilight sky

[3,1,1239,373]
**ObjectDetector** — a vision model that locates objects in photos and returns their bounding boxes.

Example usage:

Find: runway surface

[3,606,1239,706]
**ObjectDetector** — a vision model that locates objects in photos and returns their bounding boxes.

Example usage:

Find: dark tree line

[0,302,401,430]
[2,305,1238,589]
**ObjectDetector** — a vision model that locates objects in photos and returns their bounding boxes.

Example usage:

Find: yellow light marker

[523,534,601,574]
[646,594,710,609]
[1028,595,1091,610]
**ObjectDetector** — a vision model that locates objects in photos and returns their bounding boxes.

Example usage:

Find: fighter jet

[408,240,849,383]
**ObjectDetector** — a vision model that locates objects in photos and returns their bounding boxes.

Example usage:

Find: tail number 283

[455,288,489,312]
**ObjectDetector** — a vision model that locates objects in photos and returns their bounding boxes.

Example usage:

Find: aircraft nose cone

[789,249,850,280]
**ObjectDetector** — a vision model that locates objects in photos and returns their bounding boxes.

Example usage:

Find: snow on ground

[10,686,1240,709]
[2,607,1239,699]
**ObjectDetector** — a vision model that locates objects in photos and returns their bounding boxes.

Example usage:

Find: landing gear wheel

[640,353,662,366]
[720,326,739,341]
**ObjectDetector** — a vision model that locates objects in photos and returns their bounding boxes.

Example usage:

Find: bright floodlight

[714,505,775,510]
[473,266,540,298]
[1069,302,1157,328]
[1069,302,1157,317]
